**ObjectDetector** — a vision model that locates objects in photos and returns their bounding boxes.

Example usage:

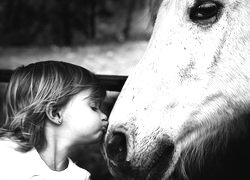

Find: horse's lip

[107,158,134,178]
[107,147,174,180]
[107,159,118,174]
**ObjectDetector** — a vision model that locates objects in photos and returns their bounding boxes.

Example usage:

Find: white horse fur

[104,0,250,179]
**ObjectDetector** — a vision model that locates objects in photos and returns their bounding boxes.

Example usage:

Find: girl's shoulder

[0,139,34,169]
[0,138,20,154]
[0,139,28,168]
[0,139,42,179]
[0,137,18,145]
[66,158,91,180]
[0,139,30,179]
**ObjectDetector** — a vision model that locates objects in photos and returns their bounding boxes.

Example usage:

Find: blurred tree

[0,0,149,46]
[0,0,97,46]
[0,0,43,45]
[123,0,150,39]
[123,0,137,39]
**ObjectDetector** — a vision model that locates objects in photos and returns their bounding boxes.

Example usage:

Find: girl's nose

[101,112,108,121]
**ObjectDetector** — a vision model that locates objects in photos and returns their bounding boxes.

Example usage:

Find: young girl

[0,61,108,180]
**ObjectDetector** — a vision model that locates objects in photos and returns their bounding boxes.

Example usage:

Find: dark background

[0,0,152,46]
[0,0,152,179]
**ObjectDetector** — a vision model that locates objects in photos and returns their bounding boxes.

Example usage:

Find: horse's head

[103,0,250,179]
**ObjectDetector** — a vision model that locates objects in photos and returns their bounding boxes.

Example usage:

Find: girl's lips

[102,126,107,132]
[102,123,109,133]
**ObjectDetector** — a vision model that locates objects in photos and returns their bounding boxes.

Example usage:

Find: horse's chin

[107,113,250,180]
[107,160,168,180]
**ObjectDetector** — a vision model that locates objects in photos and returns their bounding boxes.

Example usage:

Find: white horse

[103,0,250,180]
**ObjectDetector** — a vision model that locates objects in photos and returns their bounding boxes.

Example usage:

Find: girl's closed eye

[91,106,98,111]
[89,102,100,111]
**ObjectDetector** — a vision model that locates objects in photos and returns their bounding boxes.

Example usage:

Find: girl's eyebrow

[85,96,99,104]
[82,96,91,101]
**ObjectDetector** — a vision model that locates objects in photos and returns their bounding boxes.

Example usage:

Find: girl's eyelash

[91,106,98,111]
[89,100,102,111]
[90,103,100,111]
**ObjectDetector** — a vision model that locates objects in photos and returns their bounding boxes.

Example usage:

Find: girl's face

[60,89,108,144]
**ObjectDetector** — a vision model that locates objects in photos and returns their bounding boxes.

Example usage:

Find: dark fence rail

[0,69,127,92]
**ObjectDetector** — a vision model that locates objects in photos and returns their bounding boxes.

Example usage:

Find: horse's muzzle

[104,129,176,179]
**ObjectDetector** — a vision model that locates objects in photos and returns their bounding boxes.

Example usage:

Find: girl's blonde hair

[0,61,106,152]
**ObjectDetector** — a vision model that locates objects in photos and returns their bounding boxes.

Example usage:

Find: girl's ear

[46,102,63,125]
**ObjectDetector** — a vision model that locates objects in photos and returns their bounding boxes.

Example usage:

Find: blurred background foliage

[0,0,151,46]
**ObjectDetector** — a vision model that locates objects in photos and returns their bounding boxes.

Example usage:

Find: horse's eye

[190,1,223,26]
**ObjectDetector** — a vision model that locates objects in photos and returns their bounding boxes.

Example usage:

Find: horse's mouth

[107,157,169,180]
[107,158,137,179]
[107,142,175,180]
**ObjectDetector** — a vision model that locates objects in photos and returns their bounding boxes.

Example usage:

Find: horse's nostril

[106,132,127,164]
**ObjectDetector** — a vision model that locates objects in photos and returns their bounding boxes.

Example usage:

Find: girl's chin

[86,131,105,144]
[94,131,105,142]
[74,131,105,145]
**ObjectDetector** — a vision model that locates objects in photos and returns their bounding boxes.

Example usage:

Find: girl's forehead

[77,89,104,103]
[69,89,92,103]
[79,89,92,99]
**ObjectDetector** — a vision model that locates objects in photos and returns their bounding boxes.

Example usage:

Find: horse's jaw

[104,104,250,180]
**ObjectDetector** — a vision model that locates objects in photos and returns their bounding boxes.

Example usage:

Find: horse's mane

[170,114,250,180]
